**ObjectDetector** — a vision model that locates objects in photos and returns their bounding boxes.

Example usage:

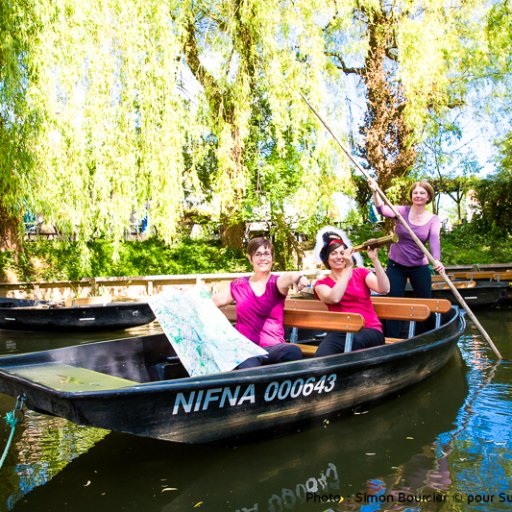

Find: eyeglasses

[253,251,272,259]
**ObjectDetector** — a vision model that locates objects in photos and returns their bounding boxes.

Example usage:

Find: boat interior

[0,297,456,391]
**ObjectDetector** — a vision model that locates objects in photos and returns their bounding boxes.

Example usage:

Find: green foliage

[17,238,250,281]
[5,217,512,283]
[0,251,17,279]
[496,133,512,175]
[441,222,512,265]
[472,171,512,237]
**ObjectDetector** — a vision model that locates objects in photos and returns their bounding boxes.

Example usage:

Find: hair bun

[313,226,363,267]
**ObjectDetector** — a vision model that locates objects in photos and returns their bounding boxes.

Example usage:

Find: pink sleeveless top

[314,268,382,331]
[230,274,286,347]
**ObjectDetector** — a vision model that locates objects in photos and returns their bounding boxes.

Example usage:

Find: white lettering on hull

[172,374,337,415]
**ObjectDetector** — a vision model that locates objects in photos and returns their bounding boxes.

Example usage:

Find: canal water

[0,309,511,512]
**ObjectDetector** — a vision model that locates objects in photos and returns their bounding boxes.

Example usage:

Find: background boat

[409,279,510,307]
[0,298,155,331]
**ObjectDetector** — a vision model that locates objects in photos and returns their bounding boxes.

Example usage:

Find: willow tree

[0,0,195,265]
[2,0,353,264]
[322,0,489,194]
[29,0,193,246]
[175,0,349,251]
[0,0,43,253]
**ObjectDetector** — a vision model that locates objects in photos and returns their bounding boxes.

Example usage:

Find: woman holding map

[213,237,308,368]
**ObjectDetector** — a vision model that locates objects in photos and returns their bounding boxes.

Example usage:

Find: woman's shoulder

[354,267,371,278]
[314,275,334,287]
[231,276,250,289]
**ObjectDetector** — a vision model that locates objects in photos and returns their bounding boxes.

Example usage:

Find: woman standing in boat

[369,179,444,337]
[313,228,390,356]
[213,237,308,368]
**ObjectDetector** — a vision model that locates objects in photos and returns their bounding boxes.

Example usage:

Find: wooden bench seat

[286,309,365,356]
[220,304,364,356]
[431,274,455,282]
[221,296,446,356]
[285,298,431,322]
[464,271,496,281]
[492,272,512,282]
[369,296,451,314]
[286,298,434,346]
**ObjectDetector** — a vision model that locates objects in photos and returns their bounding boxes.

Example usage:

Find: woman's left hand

[433,259,445,273]
[366,246,379,262]
[295,275,310,291]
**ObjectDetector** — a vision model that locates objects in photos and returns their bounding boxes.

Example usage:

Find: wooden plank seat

[286,298,431,321]
[286,298,432,343]
[492,272,512,282]
[220,305,364,356]
[431,274,455,282]
[369,296,452,314]
[463,271,495,281]
[432,280,475,290]
[221,296,444,356]
[284,309,364,356]
[371,296,452,332]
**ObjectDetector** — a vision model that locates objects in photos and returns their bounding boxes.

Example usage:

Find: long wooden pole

[301,93,503,360]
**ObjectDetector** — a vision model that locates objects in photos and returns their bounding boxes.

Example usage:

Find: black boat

[0,297,47,308]
[0,299,155,331]
[10,355,468,512]
[424,280,509,307]
[0,299,465,444]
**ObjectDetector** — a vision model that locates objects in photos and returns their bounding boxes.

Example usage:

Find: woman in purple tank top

[213,237,309,369]
[370,179,445,337]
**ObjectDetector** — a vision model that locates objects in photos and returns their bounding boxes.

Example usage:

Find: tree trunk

[0,204,22,256]
[219,212,245,251]
[361,11,416,189]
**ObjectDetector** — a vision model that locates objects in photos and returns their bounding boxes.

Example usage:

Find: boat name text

[172,374,337,414]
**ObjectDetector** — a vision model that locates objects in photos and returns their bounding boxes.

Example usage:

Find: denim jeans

[385,259,432,337]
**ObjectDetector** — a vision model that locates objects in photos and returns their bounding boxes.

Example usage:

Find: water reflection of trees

[441,334,511,508]
[0,409,107,510]
[6,335,510,512]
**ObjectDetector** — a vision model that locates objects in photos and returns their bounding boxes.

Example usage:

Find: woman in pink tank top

[213,237,309,368]
[313,227,390,356]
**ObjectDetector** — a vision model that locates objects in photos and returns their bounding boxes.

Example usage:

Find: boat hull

[0,302,155,331]
[428,282,508,307]
[0,308,465,443]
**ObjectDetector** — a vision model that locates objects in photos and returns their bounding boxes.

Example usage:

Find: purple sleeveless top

[376,205,441,266]
[230,274,286,348]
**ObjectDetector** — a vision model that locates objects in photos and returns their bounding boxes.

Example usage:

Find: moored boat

[0,297,465,443]
[0,299,155,331]
[412,280,510,307]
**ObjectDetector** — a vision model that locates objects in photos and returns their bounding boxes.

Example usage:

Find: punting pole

[300,92,503,360]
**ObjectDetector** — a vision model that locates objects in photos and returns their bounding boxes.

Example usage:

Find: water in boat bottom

[0,310,511,512]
